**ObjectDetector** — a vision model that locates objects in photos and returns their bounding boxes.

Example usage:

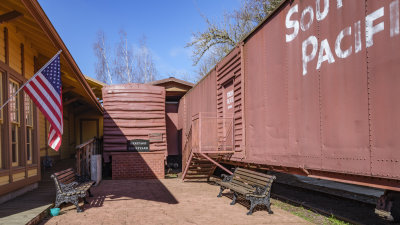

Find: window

[25,94,33,164]
[9,80,19,167]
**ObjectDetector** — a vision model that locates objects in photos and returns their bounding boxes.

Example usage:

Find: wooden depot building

[0,0,102,202]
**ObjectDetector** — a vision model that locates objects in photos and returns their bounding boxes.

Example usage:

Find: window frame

[9,79,20,167]
[25,95,33,164]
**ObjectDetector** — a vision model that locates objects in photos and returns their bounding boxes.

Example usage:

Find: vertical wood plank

[20,43,24,76]
[4,28,8,65]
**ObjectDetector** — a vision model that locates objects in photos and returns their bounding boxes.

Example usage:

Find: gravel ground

[271,183,397,225]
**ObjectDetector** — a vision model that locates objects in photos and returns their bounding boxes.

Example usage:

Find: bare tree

[93,30,113,84]
[196,46,228,79]
[94,31,158,84]
[187,0,283,79]
[135,36,157,83]
[114,30,135,83]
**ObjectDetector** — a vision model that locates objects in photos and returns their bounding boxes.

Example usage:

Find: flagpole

[0,50,62,111]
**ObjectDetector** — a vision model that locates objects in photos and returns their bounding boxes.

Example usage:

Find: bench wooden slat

[54,168,74,176]
[235,169,274,182]
[233,174,273,187]
[235,168,273,179]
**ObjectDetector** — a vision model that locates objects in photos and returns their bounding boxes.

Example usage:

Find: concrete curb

[26,203,54,225]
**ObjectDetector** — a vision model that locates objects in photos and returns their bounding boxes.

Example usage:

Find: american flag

[23,53,63,151]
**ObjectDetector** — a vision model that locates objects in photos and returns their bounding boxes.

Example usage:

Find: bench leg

[217,186,225,198]
[71,197,83,213]
[265,198,273,214]
[246,196,272,215]
[88,189,93,197]
[83,197,89,204]
[230,192,238,205]
[247,198,256,215]
[55,194,63,208]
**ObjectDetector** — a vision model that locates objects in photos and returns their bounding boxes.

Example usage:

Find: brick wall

[111,152,165,179]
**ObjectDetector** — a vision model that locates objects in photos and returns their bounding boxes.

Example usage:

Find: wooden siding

[0,0,103,197]
[103,83,167,157]
[0,21,41,195]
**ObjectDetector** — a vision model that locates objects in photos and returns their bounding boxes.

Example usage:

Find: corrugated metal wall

[179,69,217,169]
[103,83,167,161]
[215,46,245,159]
[243,0,400,180]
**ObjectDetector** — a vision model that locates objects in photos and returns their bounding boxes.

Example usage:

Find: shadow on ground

[85,179,178,210]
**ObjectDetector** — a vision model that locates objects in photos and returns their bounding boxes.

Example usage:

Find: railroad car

[179,0,400,220]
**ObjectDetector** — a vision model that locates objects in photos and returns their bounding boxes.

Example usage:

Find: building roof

[148,77,194,101]
[148,77,194,88]
[3,0,103,113]
[84,75,106,100]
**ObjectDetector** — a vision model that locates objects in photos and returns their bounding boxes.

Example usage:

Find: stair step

[188,168,212,172]
[189,164,214,168]
[187,171,214,175]
[191,160,215,164]
[184,176,209,180]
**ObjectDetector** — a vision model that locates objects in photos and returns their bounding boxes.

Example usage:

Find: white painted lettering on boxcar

[285,0,400,76]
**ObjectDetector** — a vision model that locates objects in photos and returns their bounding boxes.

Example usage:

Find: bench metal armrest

[249,185,266,195]
[221,174,233,182]
[60,182,78,192]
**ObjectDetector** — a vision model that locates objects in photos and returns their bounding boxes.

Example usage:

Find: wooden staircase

[183,153,222,181]
[181,113,234,181]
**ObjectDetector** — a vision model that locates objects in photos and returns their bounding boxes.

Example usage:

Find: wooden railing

[75,137,100,177]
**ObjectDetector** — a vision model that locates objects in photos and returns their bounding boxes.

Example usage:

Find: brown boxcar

[179,0,400,215]
[102,83,167,179]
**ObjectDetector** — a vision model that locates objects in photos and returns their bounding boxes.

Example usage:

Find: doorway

[80,119,99,143]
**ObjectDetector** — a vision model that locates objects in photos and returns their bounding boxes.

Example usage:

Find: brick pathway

[0,159,74,225]
[41,179,312,225]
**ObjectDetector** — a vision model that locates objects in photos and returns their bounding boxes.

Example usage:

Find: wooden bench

[51,168,95,212]
[215,167,276,215]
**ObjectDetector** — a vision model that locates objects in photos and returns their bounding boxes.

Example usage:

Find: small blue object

[50,208,60,216]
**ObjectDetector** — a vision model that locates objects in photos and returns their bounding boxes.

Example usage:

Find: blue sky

[38,0,241,83]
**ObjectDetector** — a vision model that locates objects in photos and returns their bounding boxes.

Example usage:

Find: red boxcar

[179,0,400,215]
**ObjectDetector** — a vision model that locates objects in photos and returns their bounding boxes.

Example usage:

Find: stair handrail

[182,124,194,180]
[218,117,234,152]
[183,125,193,166]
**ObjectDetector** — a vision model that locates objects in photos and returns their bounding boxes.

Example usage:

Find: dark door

[166,103,179,156]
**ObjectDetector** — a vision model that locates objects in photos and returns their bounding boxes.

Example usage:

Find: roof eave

[20,0,104,114]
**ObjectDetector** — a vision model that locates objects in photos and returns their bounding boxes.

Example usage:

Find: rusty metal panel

[180,69,217,168]
[244,2,296,167]
[318,1,370,175]
[285,0,322,169]
[367,0,400,180]
[102,83,167,161]
[242,0,400,181]
[184,68,217,134]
